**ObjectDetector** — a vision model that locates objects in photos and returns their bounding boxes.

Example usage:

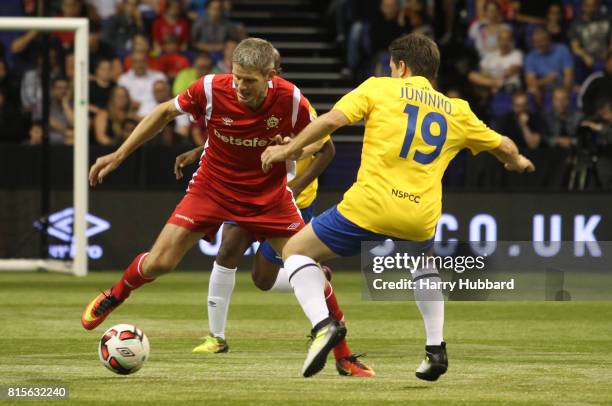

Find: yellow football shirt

[289,101,331,209]
[291,135,331,208]
[333,76,502,241]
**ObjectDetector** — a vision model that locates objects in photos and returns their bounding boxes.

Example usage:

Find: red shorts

[166,188,305,241]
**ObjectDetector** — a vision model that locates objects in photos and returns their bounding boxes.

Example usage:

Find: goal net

[0,18,89,276]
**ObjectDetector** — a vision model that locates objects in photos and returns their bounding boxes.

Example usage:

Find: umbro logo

[222,117,233,126]
[287,222,301,230]
[37,207,110,242]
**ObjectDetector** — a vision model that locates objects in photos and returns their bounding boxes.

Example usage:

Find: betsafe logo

[35,207,110,260]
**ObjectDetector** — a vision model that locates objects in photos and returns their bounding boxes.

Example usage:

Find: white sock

[207,261,236,339]
[269,267,293,292]
[412,267,444,346]
[285,254,329,327]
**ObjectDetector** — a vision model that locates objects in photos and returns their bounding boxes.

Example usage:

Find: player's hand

[270,134,292,145]
[89,152,122,186]
[174,148,201,180]
[505,154,535,173]
[261,144,291,173]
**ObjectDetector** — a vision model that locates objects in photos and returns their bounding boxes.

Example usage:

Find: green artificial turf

[0,271,611,405]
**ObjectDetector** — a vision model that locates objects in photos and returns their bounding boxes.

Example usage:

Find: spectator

[102,0,145,54]
[580,99,612,146]
[152,79,189,144]
[89,20,122,79]
[10,32,64,72]
[152,0,190,53]
[87,0,122,23]
[468,1,512,59]
[213,39,237,73]
[157,34,191,80]
[9,30,40,72]
[525,27,574,102]
[172,52,213,95]
[192,0,243,57]
[154,78,190,137]
[401,0,434,38]
[53,0,92,50]
[48,77,74,145]
[186,0,207,22]
[89,59,116,113]
[370,0,407,57]
[118,51,167,118]
[123,34,162,72]
[94,86,137,145]
[20,47,64,121]
[0,0,27,68]
[469,26,523,93]
[545,3,568,44]
[221,0,248,39]
[579,51,612,117]
[28,121,44,145]
[496,91,545,150]
[569,0,612,73]
[475,0,514,20]
[544,87,580,149]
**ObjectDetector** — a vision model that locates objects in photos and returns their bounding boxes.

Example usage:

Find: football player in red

[82,38,365,376]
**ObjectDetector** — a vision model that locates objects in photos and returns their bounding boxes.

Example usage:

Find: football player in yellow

[261,33,535,379]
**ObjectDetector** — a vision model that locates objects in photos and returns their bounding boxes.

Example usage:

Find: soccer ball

[98,324,150,375]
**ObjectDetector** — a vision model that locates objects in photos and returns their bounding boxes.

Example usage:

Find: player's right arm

[89,100,183,186]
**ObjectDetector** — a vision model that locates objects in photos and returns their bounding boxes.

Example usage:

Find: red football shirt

[174,74,313,211]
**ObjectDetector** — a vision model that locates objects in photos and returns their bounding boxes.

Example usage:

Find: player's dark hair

[232,38,275,75]
[389,33,440,81]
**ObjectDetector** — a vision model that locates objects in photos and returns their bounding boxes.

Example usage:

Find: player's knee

[216,244,242,269]
[251,271,275,291]
[281,239,303,261]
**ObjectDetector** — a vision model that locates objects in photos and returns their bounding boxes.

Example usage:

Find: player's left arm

[261,109,348,172]
[461,100,535,173]
[288,139,336,197]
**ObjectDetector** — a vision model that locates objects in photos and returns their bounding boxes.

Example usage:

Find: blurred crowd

[0,0,245,146]
[0,0,611,161]
[330,0,612,154]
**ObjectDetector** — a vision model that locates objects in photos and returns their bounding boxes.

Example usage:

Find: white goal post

[0,18,88,276]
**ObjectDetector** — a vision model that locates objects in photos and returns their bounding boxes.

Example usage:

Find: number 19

[399,103,447,164]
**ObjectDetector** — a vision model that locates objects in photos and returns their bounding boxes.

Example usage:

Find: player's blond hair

[232,38,275,75]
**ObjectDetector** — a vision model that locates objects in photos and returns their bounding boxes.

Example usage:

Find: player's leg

[82,223,204,330]
[269,228,348,377]
[194,224,253,354]
[251,240,374,377]
[411,261,447,381]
